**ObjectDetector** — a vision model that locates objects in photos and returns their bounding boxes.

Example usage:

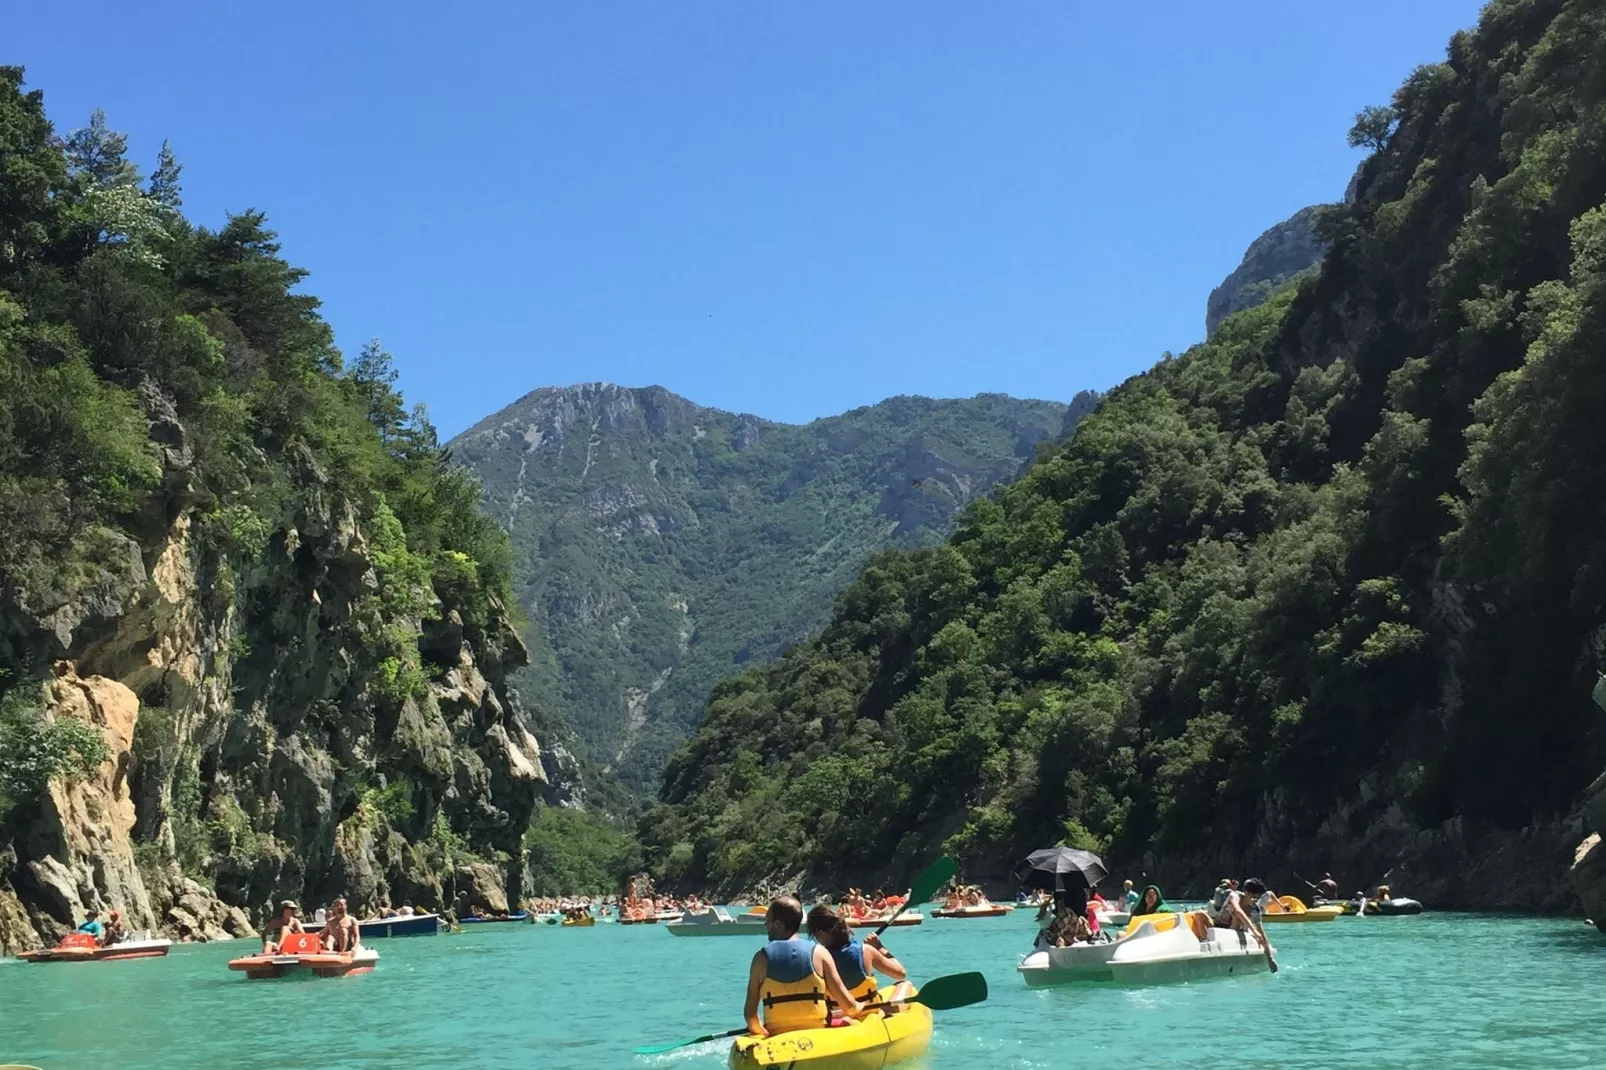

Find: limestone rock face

[0,425,563,954]
[1205,205,1329,336]
[13,669,154,939]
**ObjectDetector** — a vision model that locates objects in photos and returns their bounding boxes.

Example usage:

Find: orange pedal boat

[18,931,172,963]
[227,932,378,979]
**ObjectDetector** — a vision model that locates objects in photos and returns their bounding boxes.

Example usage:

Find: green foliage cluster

[521,805,643,896]
[355,780,416,827]
[0,66,511,659]
[644,0,1606,890]
[0,689,109,818]
[0,70,515,878]
[452,385,1093,795]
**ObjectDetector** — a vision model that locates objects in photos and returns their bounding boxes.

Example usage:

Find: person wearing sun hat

[262,899,304,954]
[75,906,104,941]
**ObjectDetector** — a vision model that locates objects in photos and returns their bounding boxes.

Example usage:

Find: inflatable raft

[460,911,529,924]
[729,981,931,1070]
[227,933,378,979]
[1324,896,1424,916]
[18,932,171,963]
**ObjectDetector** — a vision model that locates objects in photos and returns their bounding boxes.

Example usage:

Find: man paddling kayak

[743,896,864,1037]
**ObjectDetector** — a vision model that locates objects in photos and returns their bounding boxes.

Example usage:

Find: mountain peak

[447,386,1082,793]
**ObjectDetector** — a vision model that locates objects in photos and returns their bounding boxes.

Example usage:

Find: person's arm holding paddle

[1237,878,1278,974]
[863,935,905,983]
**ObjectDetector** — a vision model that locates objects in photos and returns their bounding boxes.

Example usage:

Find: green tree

[1347,105,1398,151]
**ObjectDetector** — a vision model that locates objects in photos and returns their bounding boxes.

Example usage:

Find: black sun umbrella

[1012,847,1109,893]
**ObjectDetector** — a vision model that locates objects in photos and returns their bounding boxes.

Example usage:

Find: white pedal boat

[665,907,769,936]
[1018,911,1272,986]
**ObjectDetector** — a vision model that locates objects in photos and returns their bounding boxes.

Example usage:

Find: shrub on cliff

[0,690,109,818]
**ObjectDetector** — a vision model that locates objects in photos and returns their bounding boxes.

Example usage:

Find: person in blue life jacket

[743,896,864,1037]
[805,904,907,1008]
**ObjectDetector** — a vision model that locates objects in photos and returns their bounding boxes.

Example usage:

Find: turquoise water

[3,911,1604,1069]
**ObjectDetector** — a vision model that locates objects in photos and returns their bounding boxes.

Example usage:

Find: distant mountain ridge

[449,383,1092,793]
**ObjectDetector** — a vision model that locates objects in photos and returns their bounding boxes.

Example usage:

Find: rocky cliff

[1204,205,1328,335]
[449,384,1075,792]
[0,418,551,954]
[0,74,557,953]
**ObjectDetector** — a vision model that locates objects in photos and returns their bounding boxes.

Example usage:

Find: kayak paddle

[633,1027,748,1056]
[631,971,989,1055]
[874,855,955,939]
[863,970,988,1012]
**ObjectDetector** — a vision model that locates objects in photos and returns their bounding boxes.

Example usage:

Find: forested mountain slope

[450,385,1093,792]
[0,72,554,951]
[642,0,1606,907]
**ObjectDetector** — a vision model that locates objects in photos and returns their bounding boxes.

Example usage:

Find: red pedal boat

[18,931,172,963]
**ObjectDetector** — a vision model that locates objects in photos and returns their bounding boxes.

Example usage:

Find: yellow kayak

[1261,895,1343,923]
[561,915,595,927]
[729,982,932,1069]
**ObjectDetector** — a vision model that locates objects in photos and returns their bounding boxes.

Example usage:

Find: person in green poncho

[1133,885,1171,916]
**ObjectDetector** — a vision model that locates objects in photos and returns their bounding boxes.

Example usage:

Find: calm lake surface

[2,910,1602,1069]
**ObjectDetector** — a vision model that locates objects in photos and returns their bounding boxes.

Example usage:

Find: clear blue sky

[12,0,1485,438]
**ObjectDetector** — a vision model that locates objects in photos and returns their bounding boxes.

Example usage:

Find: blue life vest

[762,938,817,983]
[829,939,869,990]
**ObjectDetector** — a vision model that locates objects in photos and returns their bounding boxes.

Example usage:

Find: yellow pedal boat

[729,982,932,1069]
[1261,895,1343,923]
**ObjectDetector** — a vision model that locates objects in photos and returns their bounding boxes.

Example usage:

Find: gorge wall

[0,72,562,953]
[644,0,1606,912]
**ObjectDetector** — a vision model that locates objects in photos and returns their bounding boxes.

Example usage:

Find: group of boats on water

[14,848,1425,1068]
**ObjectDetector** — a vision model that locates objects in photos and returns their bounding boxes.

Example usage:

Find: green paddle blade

[874,855,959,938]
[632,1027,743,1055]
[909,970,988,1011]
[907,855,957,906]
